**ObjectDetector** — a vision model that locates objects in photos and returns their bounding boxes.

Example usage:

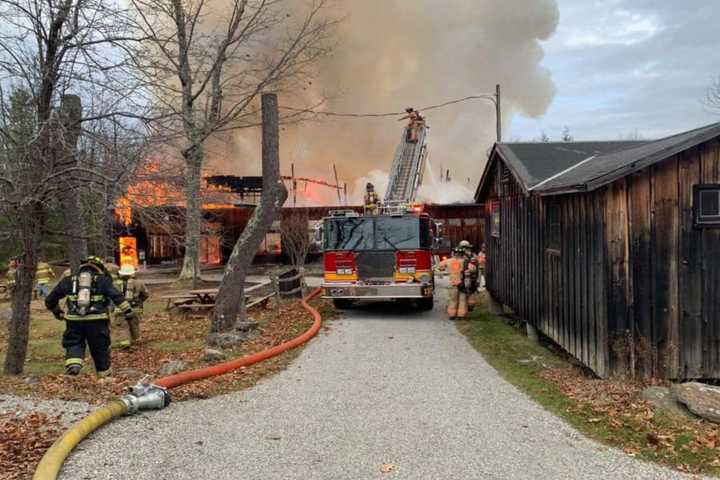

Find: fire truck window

[375,217,420,250]
[419,217,432,248]
[324,217,374,251]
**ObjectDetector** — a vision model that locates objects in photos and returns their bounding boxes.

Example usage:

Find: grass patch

[457,295,720,476]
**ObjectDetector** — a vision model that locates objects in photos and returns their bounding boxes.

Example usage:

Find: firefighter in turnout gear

[364,182,380,215]
[435,246,476,319]
[4,259,18,297]
[458,240,480,310]
[35,261,55,299]
[114,264,148,344]
[399,107,426,143]
[44,256,134,376]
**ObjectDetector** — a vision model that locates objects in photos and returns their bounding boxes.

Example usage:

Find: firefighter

[478,243,487,289]
[114,264,148,344]
[5,258,18,297]
[458,240,480,310]
[45,256,134,377]
[364,182,380,215]
[399,107,426,143]
[35,261,55,299]
[435,246,476,320]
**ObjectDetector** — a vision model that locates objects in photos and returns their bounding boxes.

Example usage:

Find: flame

[118,236,138,267]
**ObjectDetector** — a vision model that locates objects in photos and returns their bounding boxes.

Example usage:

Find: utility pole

[332,164,342,205]
[495,84,502,143]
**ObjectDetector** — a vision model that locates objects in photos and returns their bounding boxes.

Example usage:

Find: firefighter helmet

[366,182,374,191]
[82,256,107,274]
[458,240,471,249]
[119,264,136,277]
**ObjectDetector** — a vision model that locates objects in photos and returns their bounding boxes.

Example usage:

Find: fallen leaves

[0,412,62,480]
[541,366,720,474]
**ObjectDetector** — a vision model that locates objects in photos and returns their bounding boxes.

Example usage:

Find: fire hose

[33,288,323,480]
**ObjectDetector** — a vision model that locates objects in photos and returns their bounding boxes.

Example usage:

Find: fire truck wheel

[417,297,434,311]
[332,298,353,309]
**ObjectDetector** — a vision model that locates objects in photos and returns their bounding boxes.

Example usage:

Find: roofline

[534,122,720,196]
[474,143,499,201]
[495,144,532,195]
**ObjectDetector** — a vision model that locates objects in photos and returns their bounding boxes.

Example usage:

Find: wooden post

[333,164,342,205]
[270,273,280,309]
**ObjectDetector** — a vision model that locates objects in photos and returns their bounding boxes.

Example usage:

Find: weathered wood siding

[608,141,720,379]
[482,138,720,378]
[483,160,609,377]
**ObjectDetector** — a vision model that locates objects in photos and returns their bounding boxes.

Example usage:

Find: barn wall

[483,160,609,377]
[608,141,720,379]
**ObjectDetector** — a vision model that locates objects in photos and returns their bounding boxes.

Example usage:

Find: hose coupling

[121,377,171,415]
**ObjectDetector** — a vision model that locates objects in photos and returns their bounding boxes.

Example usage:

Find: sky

[508,0,720,142]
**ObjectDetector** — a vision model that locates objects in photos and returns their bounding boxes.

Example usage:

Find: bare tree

[705,76,720,114]
[210,93,287,338]
[0,0,148,374]
[281,209,311,270]
[127,0,333,284]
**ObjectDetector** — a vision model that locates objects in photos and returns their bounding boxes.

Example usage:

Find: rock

[235,321,259,333]
[203,348,226,363]
[206,332,246,348]
[641,386,693,418]
[0,308,12,325]
[158,360,187,377]
[672,382,720,423]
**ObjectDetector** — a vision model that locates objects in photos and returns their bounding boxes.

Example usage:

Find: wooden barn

[475,122,720,379]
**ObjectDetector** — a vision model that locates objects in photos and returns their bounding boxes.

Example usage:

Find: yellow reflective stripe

[91,295,105,301]
[68,295,78,301]
[96,368,112,377]
[65,313,110,321]
[65,358,83,366]
[117,301,131,311]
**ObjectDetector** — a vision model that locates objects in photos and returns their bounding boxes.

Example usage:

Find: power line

[278,94,497,119]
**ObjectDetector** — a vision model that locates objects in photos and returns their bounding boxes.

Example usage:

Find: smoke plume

[213,0,559,205]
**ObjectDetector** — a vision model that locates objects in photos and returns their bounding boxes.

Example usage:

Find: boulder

[640,386,692,418]
[158,360,187,377]
[206,332,246,348]
[672,382,720,423]
[203,348,226,363]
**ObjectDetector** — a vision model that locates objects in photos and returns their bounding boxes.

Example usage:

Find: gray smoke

[213,0,559,205]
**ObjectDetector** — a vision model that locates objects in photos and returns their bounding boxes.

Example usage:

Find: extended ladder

[384,125,429,204]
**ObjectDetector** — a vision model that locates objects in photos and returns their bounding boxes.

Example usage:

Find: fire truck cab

[320,207,437,310]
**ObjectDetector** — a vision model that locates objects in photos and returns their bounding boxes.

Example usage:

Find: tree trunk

[3,205,43,375]
[211,93,287,333]
[58,95,87,269]
[179,143,203,285]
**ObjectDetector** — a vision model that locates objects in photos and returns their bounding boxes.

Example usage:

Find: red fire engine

[321,119,440,310]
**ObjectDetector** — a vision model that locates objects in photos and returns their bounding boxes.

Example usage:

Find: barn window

[695,185,720,227]
[546,202,561,251]
[490,202,501,238]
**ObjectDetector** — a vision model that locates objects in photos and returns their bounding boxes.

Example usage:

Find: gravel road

[60,279,698,480]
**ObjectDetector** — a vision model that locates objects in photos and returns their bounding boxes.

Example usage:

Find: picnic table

[160,281,273,318]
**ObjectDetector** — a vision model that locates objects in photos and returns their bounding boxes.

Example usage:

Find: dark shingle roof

[531,122,720,194]
[496,141,645,191]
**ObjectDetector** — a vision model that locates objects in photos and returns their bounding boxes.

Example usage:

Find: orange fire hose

[156,287,323,388]
[33,288,324,480]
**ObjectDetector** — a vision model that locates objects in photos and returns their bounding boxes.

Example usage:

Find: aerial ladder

[383,124,429,206]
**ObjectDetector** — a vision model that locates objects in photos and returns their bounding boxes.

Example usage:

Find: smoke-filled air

[207,0,560,205]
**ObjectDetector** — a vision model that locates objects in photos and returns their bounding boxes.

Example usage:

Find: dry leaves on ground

[541,366,720,472]
[0,412,62,480]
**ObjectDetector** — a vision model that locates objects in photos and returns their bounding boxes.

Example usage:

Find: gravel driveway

[61,279,698,480]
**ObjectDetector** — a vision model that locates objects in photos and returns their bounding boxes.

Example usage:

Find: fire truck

[320,122,441,310]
